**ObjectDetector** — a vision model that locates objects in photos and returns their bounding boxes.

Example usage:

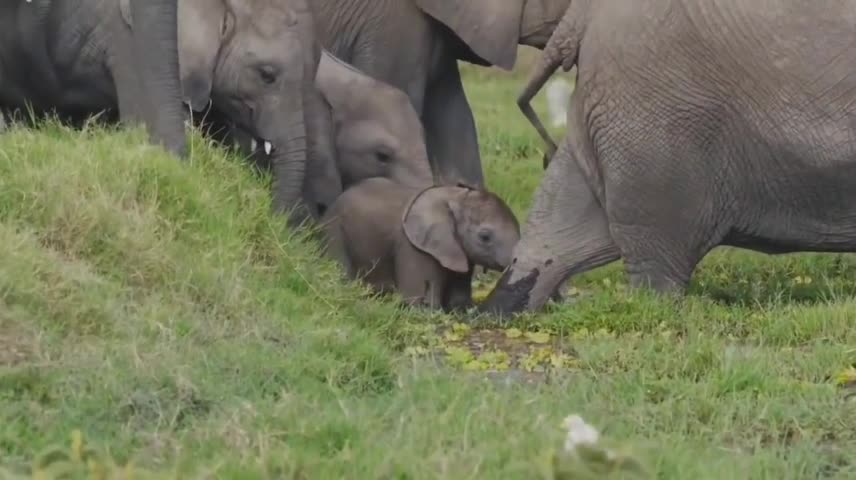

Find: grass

[1,47,855,478]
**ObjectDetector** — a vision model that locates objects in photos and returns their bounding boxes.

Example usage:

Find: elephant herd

[5,0,856,317]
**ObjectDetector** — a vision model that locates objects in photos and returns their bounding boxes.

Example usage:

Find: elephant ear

[402,187,469,273]
[413,0,524,70]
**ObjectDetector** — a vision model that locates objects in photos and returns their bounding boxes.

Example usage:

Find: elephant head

[316,51,434,189]
[413,0,573,70]
[403,184,521,273]
[125,0,188,156]
[171,0,316,215]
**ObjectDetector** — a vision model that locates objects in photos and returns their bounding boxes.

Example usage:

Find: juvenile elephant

[481,0,856,315]
[315,51,434,190]
[320,178,520,312]
[311,0,573,187]
[168,0,327,220]
[0,0,186,155]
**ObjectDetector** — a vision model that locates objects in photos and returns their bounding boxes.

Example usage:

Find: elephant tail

[516,0,589,167]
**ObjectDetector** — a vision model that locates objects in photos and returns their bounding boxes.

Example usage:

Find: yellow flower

[525,331,551,344]
[504,328,523,339]
[834,366,856,386]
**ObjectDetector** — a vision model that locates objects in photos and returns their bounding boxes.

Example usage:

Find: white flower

[562,414,600,452]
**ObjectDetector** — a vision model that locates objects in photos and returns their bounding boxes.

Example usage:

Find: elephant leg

[604,152,725,294]
[443,269,475,313]
[108,29,147,127]
[0,110,6,132]
[395,250,446,310]
[609,220,716,294]
[128,0,188,157]
[422,59,484,186]
[320,220,356,279]
[112,62,147,126]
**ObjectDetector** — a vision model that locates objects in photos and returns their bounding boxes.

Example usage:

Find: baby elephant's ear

[403,188,469,273]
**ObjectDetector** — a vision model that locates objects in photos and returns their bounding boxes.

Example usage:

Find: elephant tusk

[250,138,258,152]
[264,141,273,155]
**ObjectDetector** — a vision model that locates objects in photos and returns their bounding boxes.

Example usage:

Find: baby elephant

[320,178,521,312]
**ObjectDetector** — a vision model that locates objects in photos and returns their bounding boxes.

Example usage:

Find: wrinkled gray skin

[311,0,572,187]
[0,0,186,156]
[316,51,433,190]
[481,0,856,316]
[209,49,434,217]
[321,178,520,312]
[172,0,321,221]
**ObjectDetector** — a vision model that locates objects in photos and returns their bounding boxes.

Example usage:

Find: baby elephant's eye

[376,152,392,163]
[478,230,493,243]
[258,65,278,85]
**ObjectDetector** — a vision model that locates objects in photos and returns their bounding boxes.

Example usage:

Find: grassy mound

[0,122,418,476]
[0,55,854,478]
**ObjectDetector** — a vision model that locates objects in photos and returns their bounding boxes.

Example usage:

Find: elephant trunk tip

[477,267,541,316]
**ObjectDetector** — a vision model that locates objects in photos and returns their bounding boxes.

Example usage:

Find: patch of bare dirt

[407,321,581,385]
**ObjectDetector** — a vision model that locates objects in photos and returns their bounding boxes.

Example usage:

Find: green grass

[1,49,855,478]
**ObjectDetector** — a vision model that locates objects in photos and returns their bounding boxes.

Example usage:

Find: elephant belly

[0,71,118,126]
[314,0,434,112]
[3,43,117,111]
[0,3,118,122]
[722,148,856,254]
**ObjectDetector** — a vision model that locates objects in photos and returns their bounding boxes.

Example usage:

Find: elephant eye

[478,230,493,244]
[258,65,278,85]
[376,151,392,163]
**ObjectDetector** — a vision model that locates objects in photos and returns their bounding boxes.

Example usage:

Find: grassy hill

[1,51,855,478]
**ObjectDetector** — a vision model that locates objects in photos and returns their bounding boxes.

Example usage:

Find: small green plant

[0,430,182,480]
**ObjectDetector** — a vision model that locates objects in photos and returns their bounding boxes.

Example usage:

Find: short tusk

[250,138,258,151]
[264,141,272,155]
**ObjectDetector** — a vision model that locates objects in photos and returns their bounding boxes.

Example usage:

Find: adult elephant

[310,0,572,187]
[480,0,856,315]
[0,0,186,156]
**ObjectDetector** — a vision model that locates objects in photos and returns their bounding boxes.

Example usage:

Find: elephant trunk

[129,0,188,157]
[266,102,309,223]
[519,0,574,49]
[302,88,342,220]
[478,139,619,316]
